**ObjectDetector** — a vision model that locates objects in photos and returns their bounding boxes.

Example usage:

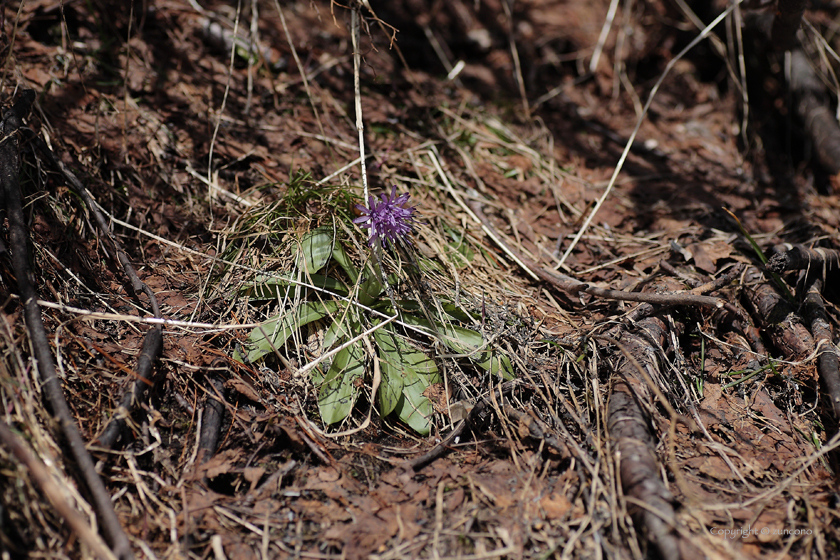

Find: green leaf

[358,266,384,305]
[372,325,441,434]
[439,302,477,323]
[395,375,436,436]
[331,242,359,284]
[317,342,365,425]
[398,314,514,379]
[320,313,359,353]
[376,364,403,418]
[240,273,349,300]
[373,326,439,417]
[388,300,472,323]
[297,227,334,274]
[244,301,340,362]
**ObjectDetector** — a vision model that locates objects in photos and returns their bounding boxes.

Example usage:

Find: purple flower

[354,186,418,247]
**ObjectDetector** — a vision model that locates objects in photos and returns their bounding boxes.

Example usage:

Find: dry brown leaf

[539,492,572,520]
[225,378,261,402]
[243,466,266,491]
[688,240,732,273]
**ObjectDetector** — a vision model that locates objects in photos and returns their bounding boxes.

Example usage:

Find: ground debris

[4,0,840,558]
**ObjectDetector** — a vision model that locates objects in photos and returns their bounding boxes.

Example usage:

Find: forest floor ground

[2,0,840,559]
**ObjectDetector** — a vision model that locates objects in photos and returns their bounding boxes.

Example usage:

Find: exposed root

[789,48,840,176]
[606,318,687,560]
[95,328,163,449]
[802,279,840,419]
[766,243,840,276]
[742,267,815,359]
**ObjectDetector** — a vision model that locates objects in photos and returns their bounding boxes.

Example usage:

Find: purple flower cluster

[354,186,418,247]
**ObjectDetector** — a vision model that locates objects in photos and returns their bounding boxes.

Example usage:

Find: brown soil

[1,1,840,559]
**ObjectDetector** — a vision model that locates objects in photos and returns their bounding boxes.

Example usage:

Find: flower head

[354,185,418,247]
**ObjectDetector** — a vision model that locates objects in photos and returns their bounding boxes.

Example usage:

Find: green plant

[236,224,513,435]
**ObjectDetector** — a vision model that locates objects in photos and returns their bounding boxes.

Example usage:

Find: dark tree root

[789,48,840,176]
[802,279,840,419]
[746,12,840,177]
[27,126,165,449]
[0,91,135,560]
[771,0,807,52]
[197,372,227,466]
[743,267,815,359]
[95,328,163,449]
[606,319,700,560]
[766,244,840,276]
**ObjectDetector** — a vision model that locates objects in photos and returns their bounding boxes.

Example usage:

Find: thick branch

[606,319,683,560]
[743,267,815,359]
[766,243,840,275]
